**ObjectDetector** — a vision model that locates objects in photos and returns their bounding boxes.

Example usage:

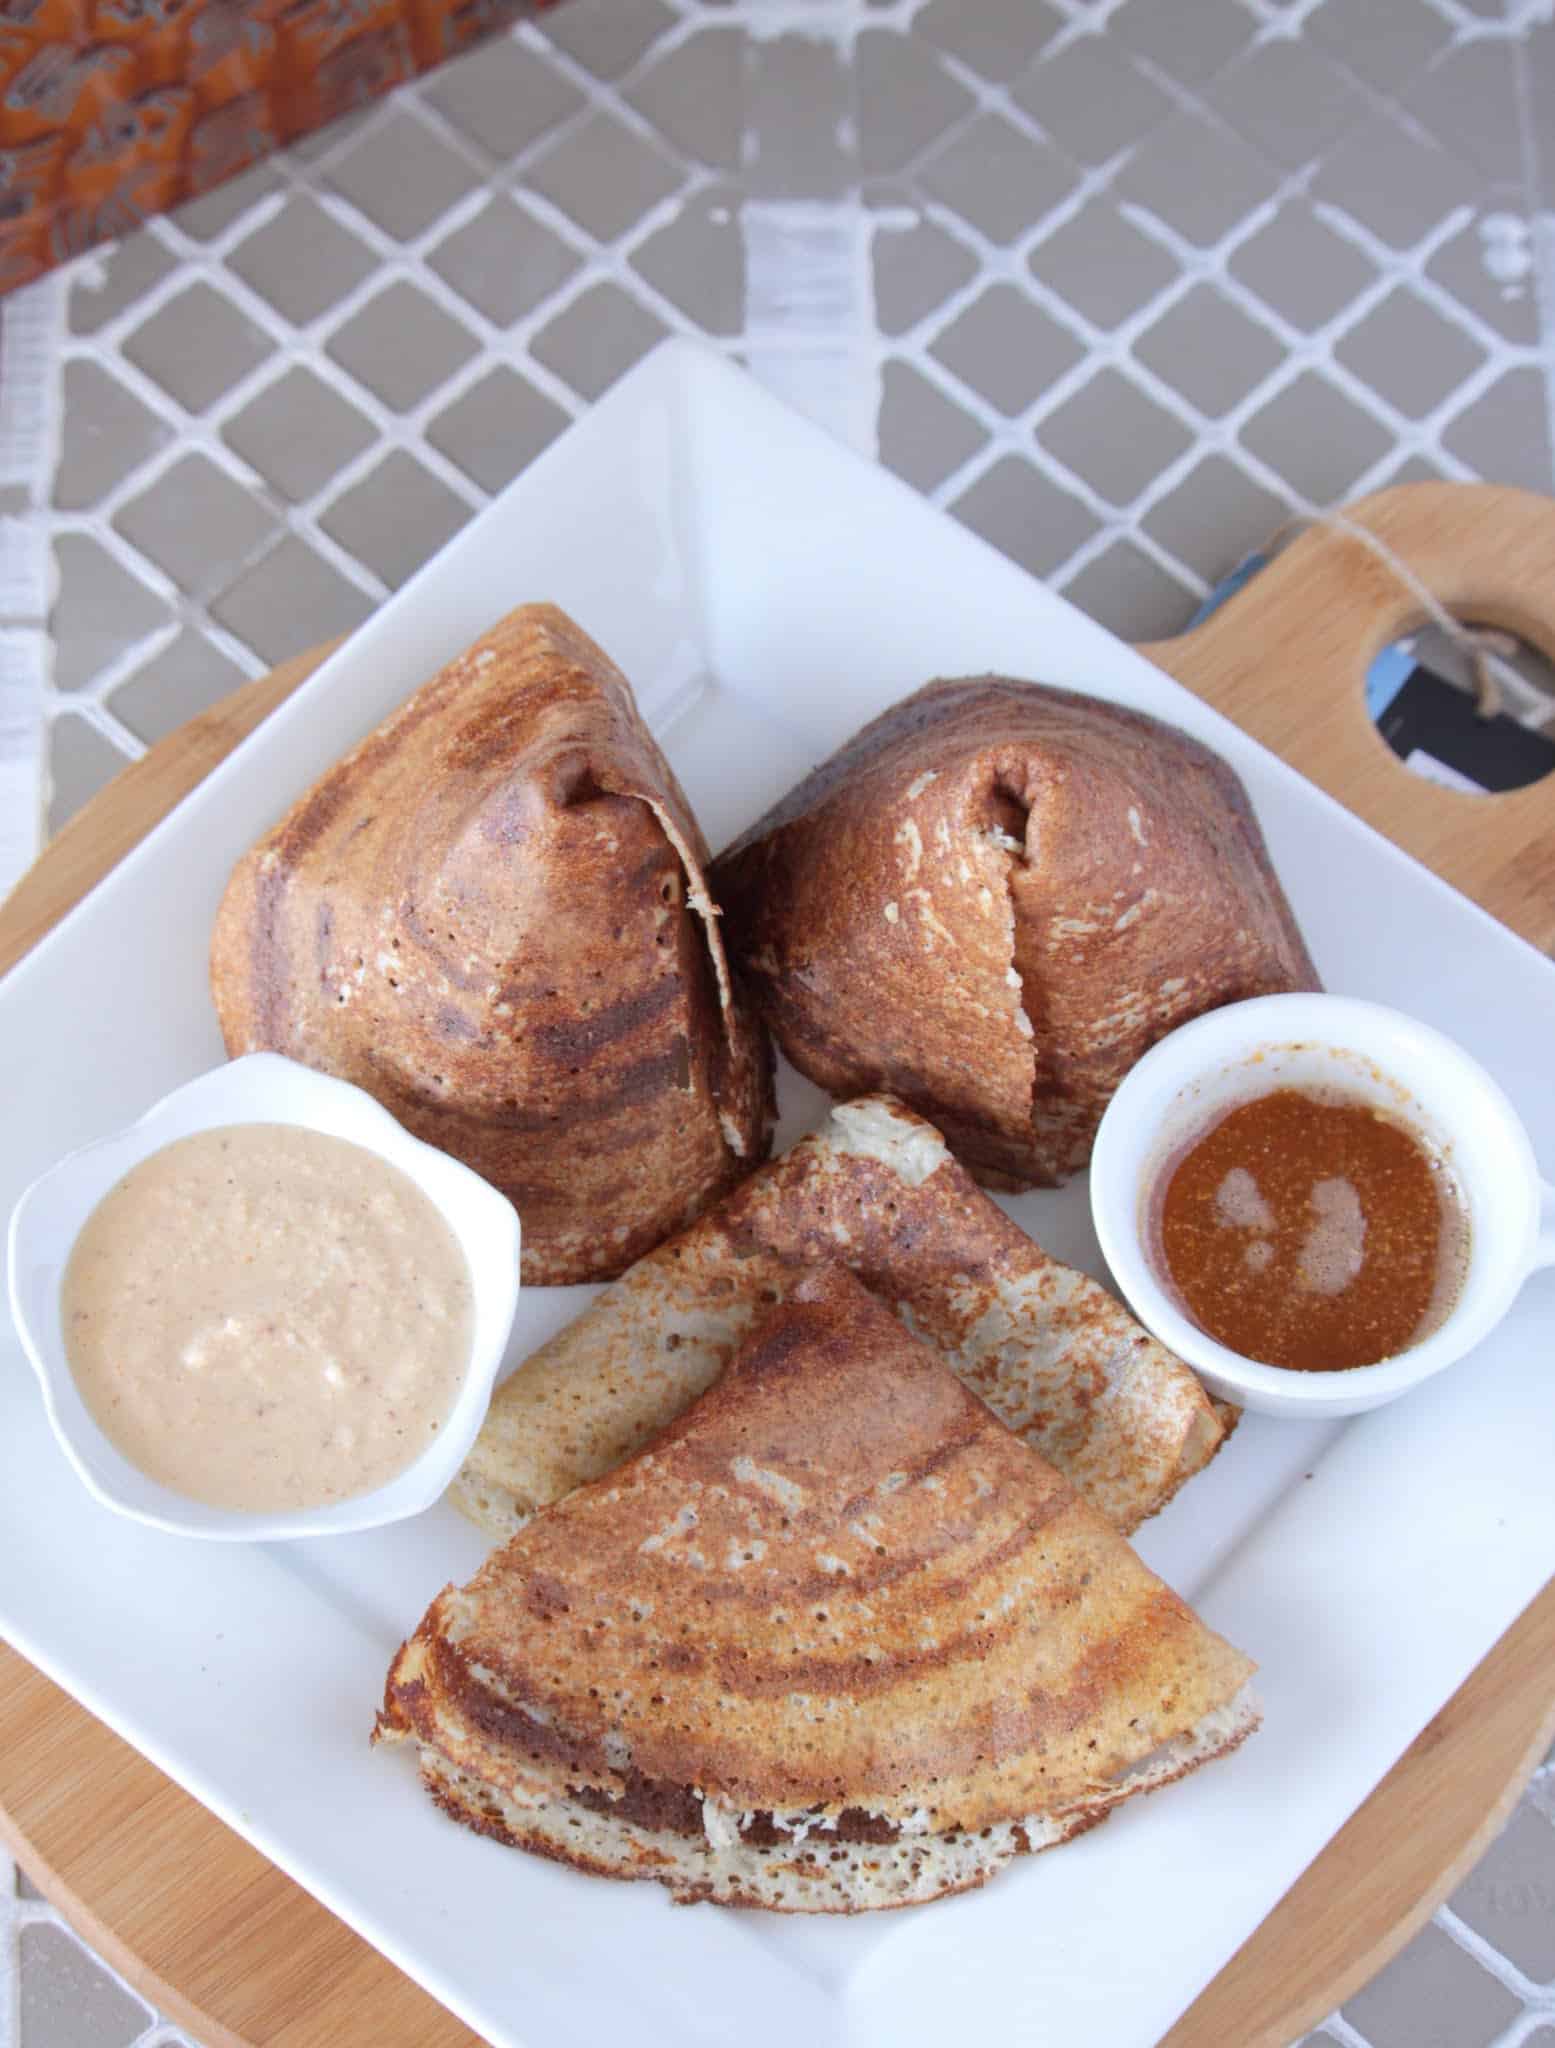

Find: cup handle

[1537,1181,1555,1271]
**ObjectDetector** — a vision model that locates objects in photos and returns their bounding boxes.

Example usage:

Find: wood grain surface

[3,482,1553,2048]
[1139,480,1555,952]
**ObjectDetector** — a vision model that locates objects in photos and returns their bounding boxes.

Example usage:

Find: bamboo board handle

[1141,481,1555,953]
[0,645,337,981]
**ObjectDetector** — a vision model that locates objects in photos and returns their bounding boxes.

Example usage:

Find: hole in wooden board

[1367,623,1555,796]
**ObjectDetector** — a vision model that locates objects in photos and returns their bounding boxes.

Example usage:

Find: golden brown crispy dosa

[211,604,773,1284]
[379,1267,1258,1911]
[711,676,1318,1187]
[454,1094,1230,1539]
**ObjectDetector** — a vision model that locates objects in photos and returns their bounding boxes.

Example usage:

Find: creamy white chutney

[61,1123,474,1512]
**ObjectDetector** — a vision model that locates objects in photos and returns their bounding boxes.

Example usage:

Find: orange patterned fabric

[0,0,557,291]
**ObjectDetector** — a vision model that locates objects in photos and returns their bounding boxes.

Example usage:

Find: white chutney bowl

[7,1053,521,1540]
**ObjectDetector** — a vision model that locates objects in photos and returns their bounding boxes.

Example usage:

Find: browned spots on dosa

[453,1094,1233,1546]
[384,1267,1255,1852]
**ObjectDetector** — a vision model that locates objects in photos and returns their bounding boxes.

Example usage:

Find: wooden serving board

[3,480,1554,2048]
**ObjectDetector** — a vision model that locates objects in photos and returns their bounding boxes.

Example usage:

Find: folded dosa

[711,676,1318,1186]
[454,1095,1229,1539]
[211,603,772,1284]
[379,1267,1257,1911]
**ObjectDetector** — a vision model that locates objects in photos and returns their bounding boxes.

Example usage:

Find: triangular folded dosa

[211,603,772,1284]
[454,1094,1229,1539]
[378,1267,1257,1911]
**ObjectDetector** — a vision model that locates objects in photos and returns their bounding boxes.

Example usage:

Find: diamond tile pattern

[1141,454,1288,584]
[211,536,375,665]
[1312,112,1474,249]
[1526,24,1555,221]
[18,1920,151,2044]
[1205,39,1367,171]
[427,365,573,494]
[1106,0,1252,87]
[872,205,979,338]
[66,234,177,337]
[527,110,684,241]
[1113,115,1280,248]
[1402,40,1523,190]
[1341,1920,1523,2048]
[320,451,472,589]
[429,198,583,328]
[50,535,170,692]
[917,114,1074,247]
[627,29,744,170]
[1030,203,1178,332]
[1239,371,1396,501]
[854,29,975,179]
[531,279,668,400]
[326,283,481,412]
[222,367,378,504]
[7,2,1555,2042]
[1060,541,1195,643]
[930,282,1083,417]
[950,452,1099,579]
[1011,37,1172,170]
[1229,203,1379,333]
[1132,284,1284,419]
[878,358,987,493]
[539,0,677,81]
[913,0,1061,85]
[288,107,374,165]
[422,34,586,159]
[325,111,481,242]
[1334,288,1489,420]
[113,453,277,597]
[1036,368,1193,506]
[1307,0,1451,95]
[1442,369,1555,494]
[1450,1806,1555,1984]
[174,161,283,242]
[54,360,174,510]
[631,187,744,335]
[122,283,274,412]
[226,198,380,327]
[1427,214,1541,349]
[110,628,251,746]
[46,710,135,832]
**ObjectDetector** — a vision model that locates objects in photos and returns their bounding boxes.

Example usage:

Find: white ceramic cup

[7,1053,522,1539]
[1090,993,1555,1418]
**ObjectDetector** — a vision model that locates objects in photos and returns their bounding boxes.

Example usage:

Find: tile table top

[2,2,1553,2043]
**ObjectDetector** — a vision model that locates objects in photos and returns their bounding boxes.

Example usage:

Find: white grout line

[0,1865,15,2048]
[893,172,1510,584]
[1433,1898,1555,2013]
[0,266,62,889]
[15,0,1546,760]
[1508,7,1555,480]
[737,0,883,453]
[843,12,1545,608]
[742,201,882,453]
[1312,2012,1376,2048]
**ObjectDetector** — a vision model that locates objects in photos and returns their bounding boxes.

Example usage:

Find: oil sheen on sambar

[1155,1087,1468,1372]
[63,1124,473,1511]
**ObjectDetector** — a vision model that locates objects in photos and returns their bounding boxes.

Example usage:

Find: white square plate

[3,341,1553,2048]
